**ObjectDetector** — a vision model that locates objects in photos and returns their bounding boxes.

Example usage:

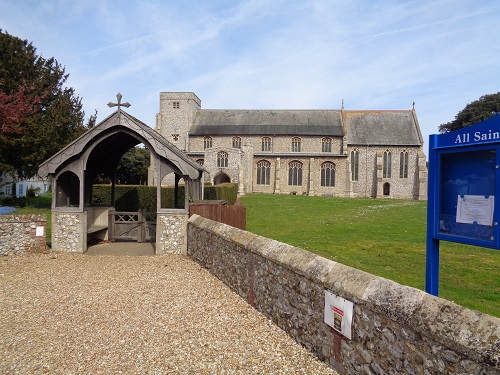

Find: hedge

[203,183,238,205]
[92,183,238,211]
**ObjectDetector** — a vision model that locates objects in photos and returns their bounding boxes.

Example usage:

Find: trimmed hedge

[204,183,238,205]
[0,194,52,209]
[92,183,237,211]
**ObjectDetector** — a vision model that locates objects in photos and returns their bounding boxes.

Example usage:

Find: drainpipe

[201,171,205,200]
[365,145,368,197]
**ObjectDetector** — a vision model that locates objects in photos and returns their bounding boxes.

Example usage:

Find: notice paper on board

[456,195,494,226]
[324,290,353,339]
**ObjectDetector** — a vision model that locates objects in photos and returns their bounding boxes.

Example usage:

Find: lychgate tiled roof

[38,110,203,179]
[190,110,344,136]
[344,110,422,146]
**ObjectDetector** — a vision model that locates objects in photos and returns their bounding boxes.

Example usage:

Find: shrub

[91,182,238,211]
[0,195,27,208]
[26,186,41,198]
[202,183,237,204]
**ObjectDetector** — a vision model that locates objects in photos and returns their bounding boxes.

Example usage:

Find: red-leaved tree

[0,82,41,138]
[0,30,89,178]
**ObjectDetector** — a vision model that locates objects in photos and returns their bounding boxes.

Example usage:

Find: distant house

[0,173,14,197]
[0,173,50,198]
[148,92,427,200]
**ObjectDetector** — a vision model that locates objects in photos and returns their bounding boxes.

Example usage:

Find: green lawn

[241,194,500,317]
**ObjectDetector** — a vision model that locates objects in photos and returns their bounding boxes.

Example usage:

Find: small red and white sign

[324,290,354,339]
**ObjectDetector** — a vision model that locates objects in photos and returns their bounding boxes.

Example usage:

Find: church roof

[189,110,344,136]
[344,110,423,146]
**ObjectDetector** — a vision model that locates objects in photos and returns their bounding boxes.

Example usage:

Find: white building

[0,173,50,197]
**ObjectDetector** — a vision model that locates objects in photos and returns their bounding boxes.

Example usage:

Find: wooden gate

[108,209,156,242]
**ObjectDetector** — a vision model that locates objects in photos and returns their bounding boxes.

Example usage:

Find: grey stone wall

[187,215,500,375]
[189,134,344,155]
[0,214,47,255]
[156,213,188,254]
[348,146,421,200]
[186,138,423,199]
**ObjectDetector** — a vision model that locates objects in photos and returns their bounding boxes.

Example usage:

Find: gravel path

[0,253,336,374]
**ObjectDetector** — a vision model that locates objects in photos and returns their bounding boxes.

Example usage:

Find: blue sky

[1,0,499,155]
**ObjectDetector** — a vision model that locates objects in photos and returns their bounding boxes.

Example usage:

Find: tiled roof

[189,110,344,136]
[344,110,422,146]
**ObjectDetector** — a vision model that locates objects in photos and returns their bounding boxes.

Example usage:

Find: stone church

[148,92,427,200]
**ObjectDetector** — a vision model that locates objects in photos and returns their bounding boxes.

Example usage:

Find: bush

[26,186,40,198]
[0,195,27,208]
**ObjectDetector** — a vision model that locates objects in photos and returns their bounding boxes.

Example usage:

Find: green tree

[439,92,500,133]
[0,30,91,178]
[116,146,151,185]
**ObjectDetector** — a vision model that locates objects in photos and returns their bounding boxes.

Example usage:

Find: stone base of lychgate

[52,211,87,253]
[156,212,188,254]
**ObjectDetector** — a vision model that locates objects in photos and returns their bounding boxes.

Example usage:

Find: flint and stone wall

[187,215,499,375]
[156,213,188,254]
[0,214,47,255]
[52,212,86,253]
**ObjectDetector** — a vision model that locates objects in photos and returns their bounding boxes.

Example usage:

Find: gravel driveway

[0,252,336,374]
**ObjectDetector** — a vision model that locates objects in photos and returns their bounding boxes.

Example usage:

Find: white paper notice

[36,226,44,236]
[324,290,354,339]
[456,195,494,226]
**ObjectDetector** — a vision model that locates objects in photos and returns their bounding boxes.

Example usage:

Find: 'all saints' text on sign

[455,129,500,144]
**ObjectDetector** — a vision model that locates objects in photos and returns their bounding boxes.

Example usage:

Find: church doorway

[383,182,390,196]
[214,172,231,185]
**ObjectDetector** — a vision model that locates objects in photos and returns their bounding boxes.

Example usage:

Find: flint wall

[187,215,499,374]
[0,214,47,255]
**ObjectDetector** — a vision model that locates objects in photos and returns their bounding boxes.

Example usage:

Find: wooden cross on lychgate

[107,93,131,110]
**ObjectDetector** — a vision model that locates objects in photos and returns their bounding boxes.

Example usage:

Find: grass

[241,194,500,317]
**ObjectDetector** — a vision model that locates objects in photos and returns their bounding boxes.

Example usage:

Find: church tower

[155,92,201,151]
[148,92,201,186]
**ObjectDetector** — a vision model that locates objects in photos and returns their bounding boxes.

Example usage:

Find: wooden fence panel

[190,204,222,222]
[221,205,246,230]
[189,201,246,230]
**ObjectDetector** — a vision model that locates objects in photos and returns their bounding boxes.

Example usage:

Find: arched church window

[321,162,335,187]
[400,150,409,178]
[291,137,301,152]
[383,150,392,178]
[288,161,303,186]
[204,136,212,149]
[232,137,241,149]
[217,151,228,168]
[196,159,204,166]
[350,149,359,181]
[322,138,332,153]
[262,137,272,152]
[256,160,271,185]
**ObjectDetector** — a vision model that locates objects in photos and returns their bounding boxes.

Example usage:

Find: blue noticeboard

[426,114,500,295]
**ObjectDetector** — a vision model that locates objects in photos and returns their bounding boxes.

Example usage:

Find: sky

[1,0,499,156]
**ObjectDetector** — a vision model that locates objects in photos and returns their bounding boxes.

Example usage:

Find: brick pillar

[30,219,47,252]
